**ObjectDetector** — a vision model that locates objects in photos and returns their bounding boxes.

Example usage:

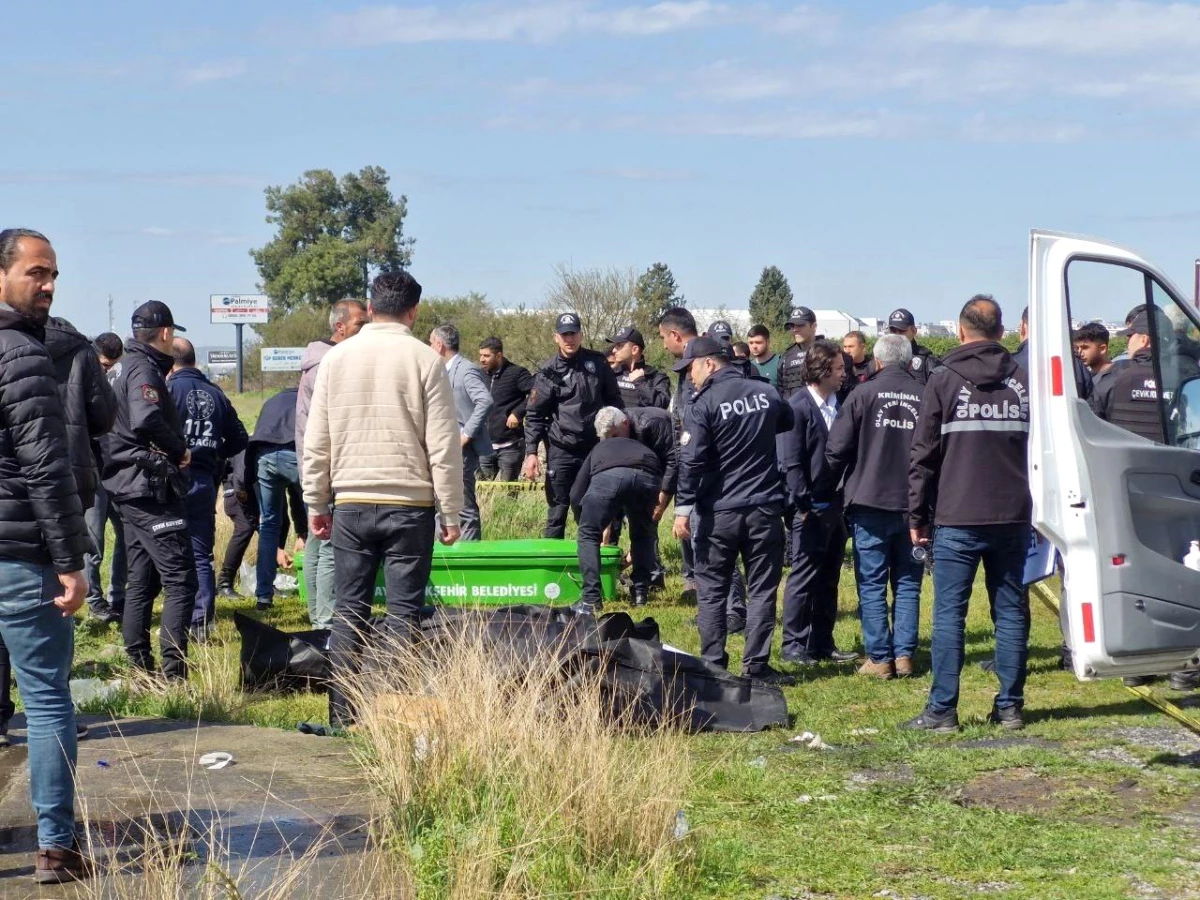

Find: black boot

[632,588,648,608]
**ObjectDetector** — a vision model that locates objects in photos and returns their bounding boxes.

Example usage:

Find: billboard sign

[210,294,270,325]
[261,347,305,372]
[208,349,237,365]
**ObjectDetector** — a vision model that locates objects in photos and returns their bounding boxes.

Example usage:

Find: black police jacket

[44,317,116,512]
[1102,351,1163,443]
[822,365,924,513]
[167,368,249,481]
[777,340,856,402]
[907,342,942,386]
[908,341,1030,531]
[485,359,534,446]
[676,367,793,516]
[616,363,670,410]
[100,340,188,502]
[0,305,89,573]
[524,348,623,455]
[626,406,678,496]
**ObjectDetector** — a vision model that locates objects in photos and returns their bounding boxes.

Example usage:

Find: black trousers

[116,496,197,681]
[576,467,658,607]
[782,506,847,658]
[693,503,785,673]
[543,446,587,539]
[328,503,436,728]
[218,492,258,587]
[479,444,523,482]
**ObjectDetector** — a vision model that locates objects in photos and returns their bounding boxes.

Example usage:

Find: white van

[1029,230,1200,682]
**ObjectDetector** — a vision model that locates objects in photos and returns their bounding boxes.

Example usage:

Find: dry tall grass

[343,618,695,899]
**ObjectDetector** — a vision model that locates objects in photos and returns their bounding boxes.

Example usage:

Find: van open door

[1029,230,1200,680]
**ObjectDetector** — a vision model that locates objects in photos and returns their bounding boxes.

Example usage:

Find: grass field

[63,391,1200,899]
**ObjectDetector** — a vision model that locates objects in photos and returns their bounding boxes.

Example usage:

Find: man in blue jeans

[247,387,303,611]
[905,296,1032,733]
[168,338,248,639]
[0,228,94,882]
[822,334,925,679]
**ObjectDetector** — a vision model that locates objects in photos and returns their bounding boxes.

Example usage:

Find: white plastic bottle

[1185,541,1200,572]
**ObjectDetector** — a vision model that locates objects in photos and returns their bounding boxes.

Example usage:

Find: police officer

[523,312,624,538]
[905,295,1031,732]
[101,301,196,681]
[168,337,248,641]
[886,308,940,385]
[822,334,925,678]
[673,337,795,685]
[609,326,670,409]
[1101,308,1195,442]
[707,320,758,379]
[777,307,818,399]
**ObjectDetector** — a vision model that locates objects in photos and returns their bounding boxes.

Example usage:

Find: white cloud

[141,226,176,236]
[325,1,771,45]
[958,112,1090,143]
[179,59,248,85]
[894,1,1200,56]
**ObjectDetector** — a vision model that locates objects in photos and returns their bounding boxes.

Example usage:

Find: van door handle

[1191,470,1200,486]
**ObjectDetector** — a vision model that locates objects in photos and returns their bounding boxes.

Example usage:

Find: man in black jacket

[886,308,941,385]
[523,313,624,538]
[478,337,533,482]
[609,326,670,410]
[101,301,196,682]
[841,331,874,386]
[905,296,1031,733]
[780,340,858,666]
[823,335,924,679]
[168,338,248,639]
[570,407,663,613]
[776,307,818,400]
[0,228,93,881]
[247,386,305,610]
[674,337,794,685]
[84,332,127,623]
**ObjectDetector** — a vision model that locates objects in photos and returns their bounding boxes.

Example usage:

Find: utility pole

[107,294,114,332]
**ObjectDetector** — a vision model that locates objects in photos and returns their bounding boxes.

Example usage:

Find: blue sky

[5,0,1200,348]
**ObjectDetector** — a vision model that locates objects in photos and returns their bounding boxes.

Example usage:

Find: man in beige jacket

[302,270,463,728]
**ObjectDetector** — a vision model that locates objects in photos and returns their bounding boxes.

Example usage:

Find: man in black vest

[609,326,670,410]
[523,313,624,538]
[777,306,818,400]
[887,308,940,385]
[1102,308,1200,442]
[101,301,195,681]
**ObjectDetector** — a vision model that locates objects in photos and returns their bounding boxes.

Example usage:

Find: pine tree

[748,266,794,336]
[635,262,684,326]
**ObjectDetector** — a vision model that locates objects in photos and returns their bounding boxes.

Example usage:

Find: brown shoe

[34,843,95,884]
[895,657,914,678]
[857,659,895,680]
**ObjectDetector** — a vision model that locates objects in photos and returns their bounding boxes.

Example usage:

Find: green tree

[250,166,414,311]
[635,262,684,326]
[748,266,794,336]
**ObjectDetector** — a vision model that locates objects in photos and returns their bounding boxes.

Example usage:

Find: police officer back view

[905,296,1032,733]
[168,338,248,640]
[523,313,624,538]
[674,337,795,685]
[101,302,196,681]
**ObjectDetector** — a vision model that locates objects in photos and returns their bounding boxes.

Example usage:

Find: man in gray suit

[430,324,493,541]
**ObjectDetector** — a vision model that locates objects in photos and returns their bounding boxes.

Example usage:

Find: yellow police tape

[1029,581,1200,736]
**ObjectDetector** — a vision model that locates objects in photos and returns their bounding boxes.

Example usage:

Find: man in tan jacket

[302,270,463,728]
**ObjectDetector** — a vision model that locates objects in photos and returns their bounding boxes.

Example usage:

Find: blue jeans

[185,472,218,626]
[85,482,127,613]
[928,524,1031,713]
[0,559,77,849]
[304,531,337,630]
[256,448,300,603]
[850,508,923,663]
